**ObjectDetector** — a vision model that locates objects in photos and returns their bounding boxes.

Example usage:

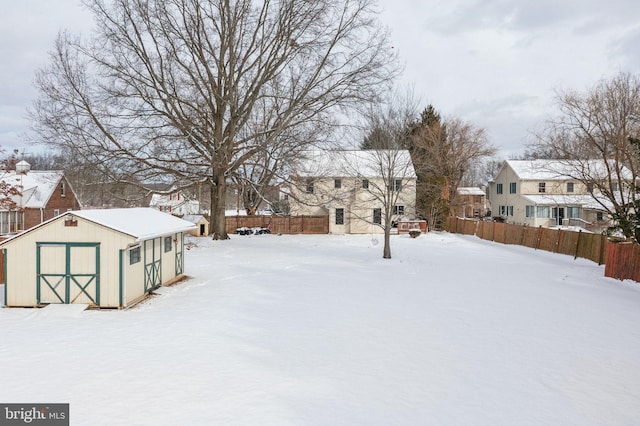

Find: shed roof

[73,208,196,240]
[182,214,209,224]
[0,207,196,246]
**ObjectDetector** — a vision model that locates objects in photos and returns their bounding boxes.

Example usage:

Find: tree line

[23,0,640,240]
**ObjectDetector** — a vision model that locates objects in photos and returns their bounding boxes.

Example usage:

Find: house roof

[294,150,417,179]
[1,170,65,209]
[0,207,196,246]
[506,159,633,180]
[457,187,485,196]
[521,194,612,210]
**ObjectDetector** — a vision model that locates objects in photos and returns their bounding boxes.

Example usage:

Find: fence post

[535,226,542,250]
[574,230,582,259]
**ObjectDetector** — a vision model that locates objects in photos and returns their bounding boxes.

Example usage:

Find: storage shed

[1,208,196,309]
[182,214,209,237]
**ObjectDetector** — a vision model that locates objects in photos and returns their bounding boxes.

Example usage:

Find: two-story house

[149,189,200,216]
[454,187,489,218]
[0,161,82,235]
[289,150,417,234]
[488,159,614,230]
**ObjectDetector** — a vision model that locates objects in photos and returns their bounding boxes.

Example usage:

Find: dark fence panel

[225,215,329,235]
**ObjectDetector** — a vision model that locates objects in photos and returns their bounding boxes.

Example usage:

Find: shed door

[37,243,100,305]
[144,238,161,292]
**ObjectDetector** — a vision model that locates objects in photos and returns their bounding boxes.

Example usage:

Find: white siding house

[289,150,417,234]
[149,190,200,215]
[489,160,617,230]
[1,208,196,309]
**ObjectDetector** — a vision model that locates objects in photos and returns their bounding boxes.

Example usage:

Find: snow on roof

[507,159,633,180]
[457,187,485,196]
[521,194,612,210]
[182,214,208,224]
[294,150,416,178]
[0,170,64,208]
[73,208,196,241]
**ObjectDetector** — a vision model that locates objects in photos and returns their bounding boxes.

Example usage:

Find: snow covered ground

[1,232,640,425]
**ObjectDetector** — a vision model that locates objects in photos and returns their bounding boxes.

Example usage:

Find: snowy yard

[1,232,640,425]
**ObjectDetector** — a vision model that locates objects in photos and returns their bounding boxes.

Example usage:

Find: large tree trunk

[383,224,392,259]
[210,169,229,240]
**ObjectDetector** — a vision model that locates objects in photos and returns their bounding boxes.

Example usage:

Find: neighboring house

[1,208,196,308]
[0,160,81,234]
[149,190,200,216]
[289,150,417,234]
[183,214,209,236]
[454,187,488,218]
[488,159,615,230]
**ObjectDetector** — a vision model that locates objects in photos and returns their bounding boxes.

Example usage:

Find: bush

[409,229,421,238]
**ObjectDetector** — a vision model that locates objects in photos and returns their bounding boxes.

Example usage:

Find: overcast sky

[2,0,640,159]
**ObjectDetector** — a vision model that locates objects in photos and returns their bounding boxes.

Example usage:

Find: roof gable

[0,170,63,208]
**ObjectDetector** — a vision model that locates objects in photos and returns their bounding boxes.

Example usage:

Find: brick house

[0,161,81,234]
[454,187,488,218]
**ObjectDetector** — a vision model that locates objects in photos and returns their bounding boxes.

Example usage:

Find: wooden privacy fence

[447,217,608,265]
[604,242,640,282]
[226,215,329,235]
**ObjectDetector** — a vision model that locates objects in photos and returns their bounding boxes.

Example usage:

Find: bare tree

[532,72,640,238]
[30,0,398,239]
[358,95,418,258]
[408,108,496,226]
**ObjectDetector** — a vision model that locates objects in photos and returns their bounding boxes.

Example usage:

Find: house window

[612,182,619,192]
[496,183,503,194]
[587,183,594,193]
[306,179,314,194]
[509,182,516,194]
[597,211,604,221]
[53,209,60,217]
[536,206,550,218]
[362,179,369,189]
[60,181,66,197]
[130,246,141,264]
[0,211,23,234]
[499,205,513,216]
[373,208,382,225]
[394,179,402,191]
[393,205,405,215]
[525,205,535,218]
[164,236,172,253]
[335,208,344,225]
[499,205,505,215]
[567,182,574,193]
[538,182,546,193]
[334,179,342,189]
[567,207,580,218]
